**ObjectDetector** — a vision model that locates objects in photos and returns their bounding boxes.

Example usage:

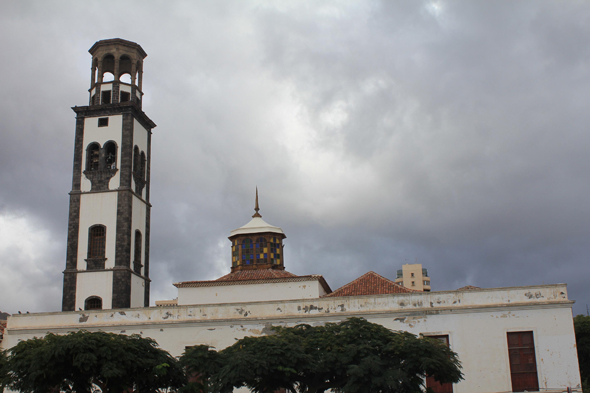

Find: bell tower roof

[229,189,285,238]
[228,190,286,273]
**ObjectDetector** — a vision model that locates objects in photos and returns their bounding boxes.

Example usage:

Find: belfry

[62,39,155,311]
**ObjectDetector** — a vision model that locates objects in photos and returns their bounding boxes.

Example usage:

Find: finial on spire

[252,187,262,218]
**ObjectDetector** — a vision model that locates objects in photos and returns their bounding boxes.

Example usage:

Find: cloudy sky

[1,1,589,316]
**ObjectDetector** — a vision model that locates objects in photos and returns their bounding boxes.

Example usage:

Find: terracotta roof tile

[216,269,298,281]
[174,269,333,294]
[457,285,481,291]
[324,271,415,297]
[0,320,6,344]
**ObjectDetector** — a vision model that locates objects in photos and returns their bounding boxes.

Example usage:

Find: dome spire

[252,187,262,218]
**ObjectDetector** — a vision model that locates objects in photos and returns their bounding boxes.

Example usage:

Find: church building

[1,39,583,393]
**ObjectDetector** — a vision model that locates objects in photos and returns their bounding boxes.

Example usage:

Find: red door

[507,331,539,392]
[425,335,454,393]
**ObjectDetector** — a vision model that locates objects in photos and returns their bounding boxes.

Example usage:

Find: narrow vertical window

[241,238,253,265]
[255,237,266,264]
[140,151,146,180]
[133,146,140,175]
[425,335,454,393]
[88,225,106,259]
[507,331,539,392]
[103,141,117,170]
[86,143,100,171]
[134,230,142,274]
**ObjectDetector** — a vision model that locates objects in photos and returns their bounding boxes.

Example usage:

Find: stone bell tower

[62,38,155,311]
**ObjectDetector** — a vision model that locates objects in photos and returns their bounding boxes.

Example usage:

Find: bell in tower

[62,39,156,311]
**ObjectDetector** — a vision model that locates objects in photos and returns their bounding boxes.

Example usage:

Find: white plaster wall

[101,83,112,91]
[3,285,582,393]
[81,115,123,192]
[120,84,131,93]
[177,279,325,305]
[77,192,118,270]
[130,274,145,308]
[131,197,147,274]
[75,271,113,311]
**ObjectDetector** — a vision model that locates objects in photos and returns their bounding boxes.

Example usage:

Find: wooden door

[507,331,539,392]
[425,335,454,393]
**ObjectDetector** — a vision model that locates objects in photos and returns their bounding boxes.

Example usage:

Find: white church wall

[177,278,326,305]
[130,274,145,308]
[131,197,147,274]
[74,270,113,310]
[76,192,119,270]
[80,115,123,192]
[2,284,581,393]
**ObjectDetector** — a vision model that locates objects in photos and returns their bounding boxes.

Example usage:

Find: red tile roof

[0,320,6,344]
[216,269,298,281]
[174,269,332,294]
[324,271,415,297]
[457,285,481,291]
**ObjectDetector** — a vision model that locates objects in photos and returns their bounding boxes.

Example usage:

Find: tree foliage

[575,315,590,392]
[0,349,8,393]
[181,317,463,393]
[4,330,185,393]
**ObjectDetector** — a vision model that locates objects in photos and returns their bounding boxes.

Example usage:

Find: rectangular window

[101,90,111,104]
[425,335,453,393]
[120,91,131,102]
[98,117,109,127]
[507,331,539,392]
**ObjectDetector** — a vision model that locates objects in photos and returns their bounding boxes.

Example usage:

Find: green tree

[575,315,590,392]
[4,330,185,393]
[0,349,8,393]
[181,317,463,393]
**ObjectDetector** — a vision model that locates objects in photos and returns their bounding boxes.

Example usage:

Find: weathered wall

[2,284,581,393]
[177,278,327,305]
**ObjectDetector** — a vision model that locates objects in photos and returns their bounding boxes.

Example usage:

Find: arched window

[88,225,106,259]
[140,151,146,180]
[85,296,102,310]
[101,54,115,82]
[103,141,117,170]
[119,55,132,81]
[255,237,267,264]
[86,143,100,171]
[241,238,253,265]
[133,146,140,175]
[133,230,142,274]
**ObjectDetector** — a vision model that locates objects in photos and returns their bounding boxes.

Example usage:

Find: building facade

[396,263,431,291]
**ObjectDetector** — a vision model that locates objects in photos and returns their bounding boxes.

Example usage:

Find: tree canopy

[0,349,8,393]
[4,330,184,393]
[182,317,463,393]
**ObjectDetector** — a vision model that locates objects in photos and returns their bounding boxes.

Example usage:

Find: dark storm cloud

[0,1,589,314]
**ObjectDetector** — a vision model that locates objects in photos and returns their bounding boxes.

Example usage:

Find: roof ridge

[326,270,415,297]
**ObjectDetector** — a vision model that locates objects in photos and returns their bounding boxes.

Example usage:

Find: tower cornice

[89,38,147,59]
[72,102,156,130]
